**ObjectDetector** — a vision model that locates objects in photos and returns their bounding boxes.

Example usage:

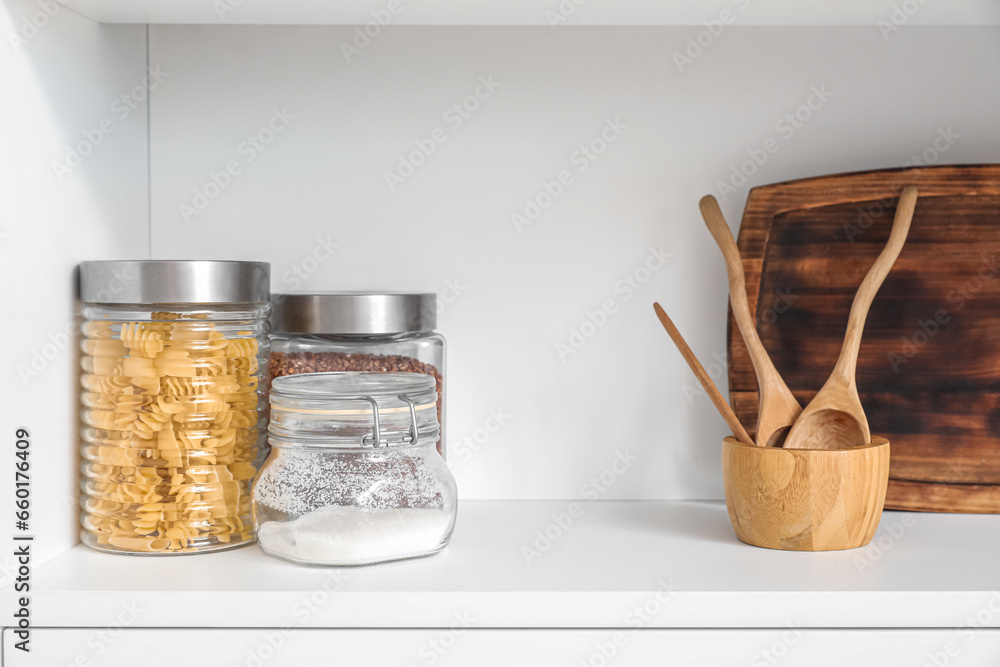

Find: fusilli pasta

[80,312,263,553]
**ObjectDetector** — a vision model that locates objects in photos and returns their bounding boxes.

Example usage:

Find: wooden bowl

[722,437,890,551]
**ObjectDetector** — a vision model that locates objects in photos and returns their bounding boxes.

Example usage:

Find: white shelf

[55,0,1000,26]
[11,501,1000,629]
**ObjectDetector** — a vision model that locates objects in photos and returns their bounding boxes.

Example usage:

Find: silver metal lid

[271,292,437,335]
[79,260,270,304]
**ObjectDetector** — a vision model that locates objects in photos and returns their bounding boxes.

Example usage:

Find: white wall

[146,25,1000,500]
[0,1,148,567]
[2,19,998,528]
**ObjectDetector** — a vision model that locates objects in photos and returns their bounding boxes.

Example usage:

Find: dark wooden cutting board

[728,165,1000,513]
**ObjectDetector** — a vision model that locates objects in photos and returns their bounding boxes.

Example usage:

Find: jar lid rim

[80,260,270,304]
[270,292,437,334]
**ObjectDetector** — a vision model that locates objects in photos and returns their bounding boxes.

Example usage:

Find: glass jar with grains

[269,293,446,457]
[254,372,457,566]
[78,260,270,554]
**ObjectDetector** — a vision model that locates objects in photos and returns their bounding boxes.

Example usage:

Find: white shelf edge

[20,587,1000,629]
[6,501,1000,629]
[53,0,1000,27]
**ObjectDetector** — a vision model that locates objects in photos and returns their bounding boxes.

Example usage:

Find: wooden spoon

[700,195,801,447]
[783,186,918,450]
[653,302,754,447]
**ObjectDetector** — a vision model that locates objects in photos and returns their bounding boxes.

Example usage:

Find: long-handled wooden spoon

[700,195,801,447]
[653,302,754,447]
[783,186,918,450]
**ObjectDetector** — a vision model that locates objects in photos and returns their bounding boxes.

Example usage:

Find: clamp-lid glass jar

[253,372,457,566]
[270,293,446,457]
[78,260,270,555]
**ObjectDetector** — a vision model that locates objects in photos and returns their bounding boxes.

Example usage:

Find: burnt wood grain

[728,165,1000,512]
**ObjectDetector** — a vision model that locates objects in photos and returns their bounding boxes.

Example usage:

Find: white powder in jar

[258,505,452,565]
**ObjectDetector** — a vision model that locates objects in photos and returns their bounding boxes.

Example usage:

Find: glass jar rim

[268,372,439,448]
[270,371,434,401]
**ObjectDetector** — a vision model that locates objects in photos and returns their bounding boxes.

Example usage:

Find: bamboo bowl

[722,436,890,551]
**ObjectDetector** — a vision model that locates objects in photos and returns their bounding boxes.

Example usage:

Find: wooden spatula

[783,186,918,450]
[700,195,801,447]
[653,302,754,447]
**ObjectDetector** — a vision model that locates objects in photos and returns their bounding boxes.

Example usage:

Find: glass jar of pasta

[78,260,270,555]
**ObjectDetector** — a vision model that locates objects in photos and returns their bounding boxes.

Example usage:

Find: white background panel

[0,0,147,569]
[148,26,1000,500]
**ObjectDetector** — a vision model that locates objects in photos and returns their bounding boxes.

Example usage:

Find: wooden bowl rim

[722,436,889,453]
